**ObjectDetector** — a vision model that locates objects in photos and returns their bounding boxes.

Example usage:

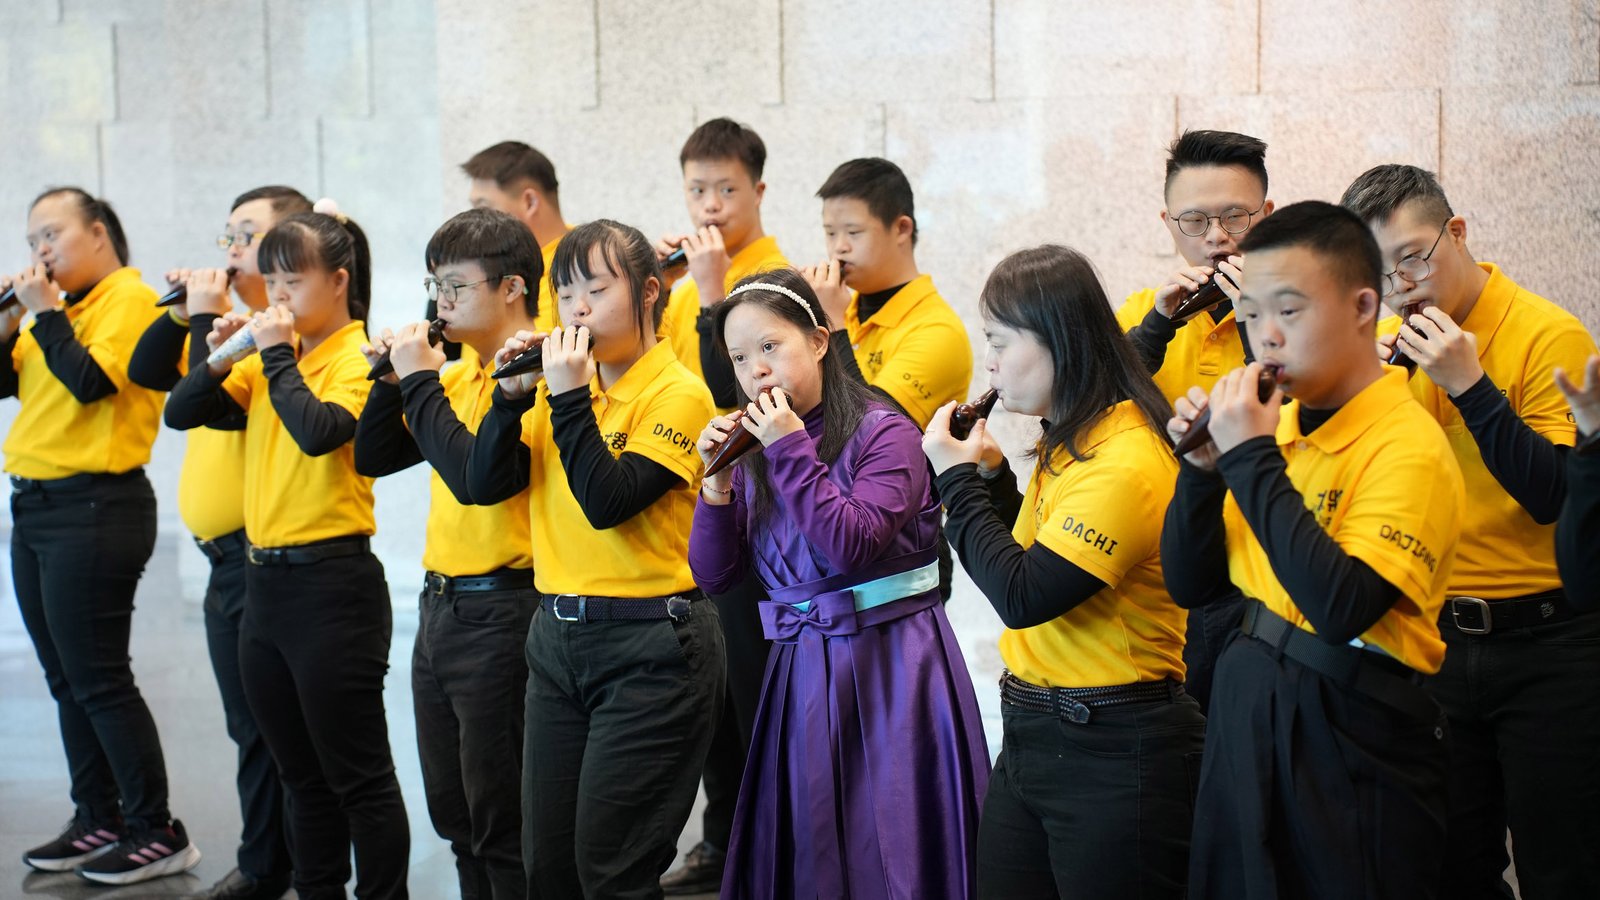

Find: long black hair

[256,210,373,321]
[713,267,878,522]
[32,187,130,266]
[980,245,1173,469]
[548,219,663,340]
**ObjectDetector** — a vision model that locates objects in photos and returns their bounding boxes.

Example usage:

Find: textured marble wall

[2,1,1597,644]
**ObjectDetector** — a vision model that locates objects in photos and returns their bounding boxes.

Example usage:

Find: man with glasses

[1343,163,1600,900]
[354,208,547,900]
[1115,129,1273,712]
[125,186,312,900]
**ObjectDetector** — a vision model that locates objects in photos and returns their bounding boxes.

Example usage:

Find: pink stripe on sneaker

[95,830,118,840]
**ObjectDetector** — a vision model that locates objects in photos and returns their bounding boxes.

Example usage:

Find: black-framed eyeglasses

[216,230,260,250]
[1169,205,1266,237]
[424,275,503,303]
[1381,220,1449,297]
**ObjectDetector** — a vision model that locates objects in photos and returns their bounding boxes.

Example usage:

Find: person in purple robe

[689,267,990,900]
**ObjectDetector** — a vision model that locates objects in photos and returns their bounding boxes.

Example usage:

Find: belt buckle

[665,596,691,620]
[1450,596,1492,635]
[552,594,586,623]
[424,572,448,596]
[246,545,268,566]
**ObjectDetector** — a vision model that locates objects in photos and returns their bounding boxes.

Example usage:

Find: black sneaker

[76,818,201,885]
[21,818,123,872]
[659,840,726,895]
[185,866,293,899]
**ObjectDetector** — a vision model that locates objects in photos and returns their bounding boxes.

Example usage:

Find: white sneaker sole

[77,844,201,885]
[22,842,116,873]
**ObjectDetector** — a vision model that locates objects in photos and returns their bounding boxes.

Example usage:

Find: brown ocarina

[368,319,447,381]
[704,387,786,478]
[949,389,999,441]
[1172,364,1282,457]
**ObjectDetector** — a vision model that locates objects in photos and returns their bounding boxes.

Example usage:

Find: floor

[0,530,719,900]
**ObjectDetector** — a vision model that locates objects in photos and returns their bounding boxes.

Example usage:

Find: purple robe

[691,403,990,900]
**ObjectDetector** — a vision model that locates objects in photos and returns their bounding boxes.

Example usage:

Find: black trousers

[1429,609,1600,900]
[11,471,171,830]
[523,598,726,899]
[1190,631,1450,900]
[1181,591,1246,715]
[241,548,409,900]
[977,690,1204,899]
[201,530,292,881]
[414,579,536,900]
[698,574,770,853]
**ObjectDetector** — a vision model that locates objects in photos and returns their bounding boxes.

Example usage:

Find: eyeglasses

[1381,220,1449,297]
[424,276,503,303]
[1169,205,1266,237]
[216,230,261,250]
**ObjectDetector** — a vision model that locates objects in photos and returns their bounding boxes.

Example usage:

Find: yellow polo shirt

[1377,263,1597,599]
[520,339,712,596]
[660,234,788,382]
[165,336,248,540]
[420,352,534,576]
[5,267,165,480]
[1223,367,1465,674]
[534,227,570,336]
[846,274,972,428]
[1116,287,1247,403]
[222,320,375,546]
[1000,401,1186,688]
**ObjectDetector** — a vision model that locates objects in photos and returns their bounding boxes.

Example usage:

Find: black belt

[10,469,144,493]
[425,569,535,595]
[247,537,370,566]
[999,671,1185,725]
[194,529,247,563]
[1240,601,1438,722]
[541,590,704,623]
[1442,589,1578,636]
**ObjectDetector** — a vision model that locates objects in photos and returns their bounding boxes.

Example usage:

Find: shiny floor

[0,531,716,900]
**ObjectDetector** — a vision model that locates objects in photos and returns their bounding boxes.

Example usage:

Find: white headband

[727,281,819,329]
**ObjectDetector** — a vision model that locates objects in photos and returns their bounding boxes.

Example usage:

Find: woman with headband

[691,268,988,899]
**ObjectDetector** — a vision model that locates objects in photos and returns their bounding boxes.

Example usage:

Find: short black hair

[425,209,544,318]
[461,141,561,206]
[31,187,131,266]
[1340,164,1454,227]
[1164,129,1269,197]
[816,157,917,245]
[258,210,373,321]
[1238,200,1382,298]
[680,118,766,183]
[549,219,665,336]
[230,185,312,218]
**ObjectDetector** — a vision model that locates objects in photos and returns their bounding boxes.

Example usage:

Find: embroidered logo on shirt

[1378,524,1438,574]
[1061,515,1119,556]
[651,422,694,453]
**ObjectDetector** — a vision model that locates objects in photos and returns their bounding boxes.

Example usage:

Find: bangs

[548,226,625,291]
[256,222,324,276]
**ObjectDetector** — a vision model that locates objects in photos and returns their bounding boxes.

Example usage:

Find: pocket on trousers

[450,591,524,628]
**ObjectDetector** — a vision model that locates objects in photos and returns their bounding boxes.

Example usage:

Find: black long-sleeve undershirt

[696,309,740,409]
[545,386,681,529]
[353,372,487,505]
[127,313,186,391]
[166,360,248,430]
[353,380,426,477]
[464,385,679,529]
[29,309,119,403]
[1452,373,1568,524]
[466,388,535,505]
[1127,306,1182,376]
[258,345,356,456]
[1558,434,1600,611]
[0,332,19,397]
[935,461,1109,630]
